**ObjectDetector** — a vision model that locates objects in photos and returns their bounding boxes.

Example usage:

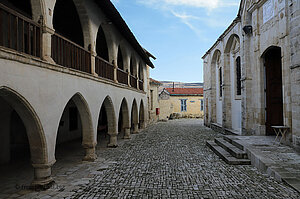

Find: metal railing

[130,75,137,89]
[95,56,114,81]
[117,68,128,85]
[0,3,42,58]
[51,33,91,74]
[139,80,144,91]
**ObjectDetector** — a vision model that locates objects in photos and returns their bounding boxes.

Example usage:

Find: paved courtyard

[1,119,300,198]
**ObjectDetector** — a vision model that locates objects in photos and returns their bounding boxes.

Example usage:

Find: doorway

[263,47,283,135]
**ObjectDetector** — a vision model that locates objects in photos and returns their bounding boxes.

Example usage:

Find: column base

[108,134,118,148]
[31,161,55,190]
[124,128,131,139]
[82,144,97,162]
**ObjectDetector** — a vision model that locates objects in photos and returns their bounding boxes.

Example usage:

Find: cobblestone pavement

[2,119,300,198]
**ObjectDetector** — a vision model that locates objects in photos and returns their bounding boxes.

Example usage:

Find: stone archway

[118,98,131,139]
[211,49,222,126]
[97,96,117,147]
[262,46,283,135]
[139,100,145,129]
[131,99,139,134]
[224,34,241,132]
[0,86,52,186]
[56,93,96,162]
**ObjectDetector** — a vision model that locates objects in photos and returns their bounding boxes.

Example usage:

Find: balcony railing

[130,75,137,89]
[51,33,91,74]
[139,80,144,91]
[0,3,42,58]
[117,68,128,85]
[95,56,114,81]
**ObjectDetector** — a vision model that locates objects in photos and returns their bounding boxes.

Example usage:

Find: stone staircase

[206,136,251,165]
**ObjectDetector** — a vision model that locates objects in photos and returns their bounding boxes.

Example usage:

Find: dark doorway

[264,47,283,135]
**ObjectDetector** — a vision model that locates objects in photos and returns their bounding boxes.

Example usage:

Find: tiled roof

[166,88,203,95]
[150,78,161,85]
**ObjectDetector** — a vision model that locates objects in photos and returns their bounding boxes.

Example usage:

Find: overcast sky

[111,0,240,83]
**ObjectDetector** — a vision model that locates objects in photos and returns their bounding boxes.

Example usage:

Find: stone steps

[215,138,248,159]
[206,137,251,165]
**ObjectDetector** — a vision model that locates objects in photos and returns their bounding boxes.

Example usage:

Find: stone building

[159,88,204,120]
[202,0,300,149]
[0,0,154,187]
[148,78,162,124]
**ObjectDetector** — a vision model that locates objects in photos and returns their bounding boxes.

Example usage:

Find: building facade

[0,0,154,187]
[148,78,161,123]
[159,88,204,120]
[203,0,300,149]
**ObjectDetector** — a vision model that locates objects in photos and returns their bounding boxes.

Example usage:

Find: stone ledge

[290,64,300,69]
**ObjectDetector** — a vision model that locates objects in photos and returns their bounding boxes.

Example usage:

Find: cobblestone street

[2,119,300,198]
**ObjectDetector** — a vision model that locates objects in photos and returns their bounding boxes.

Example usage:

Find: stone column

[290,0,300,148]
[132,123,139,134]
[82,143,97,161]
[91,51,97,76]
[31,161,55,188]
[127,71,131,87]
[124,127,131,139]
[108,131,118,147]
[41,25,55,64]
[113,61,118,83]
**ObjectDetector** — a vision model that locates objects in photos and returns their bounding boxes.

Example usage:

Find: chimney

[172,82,175,92]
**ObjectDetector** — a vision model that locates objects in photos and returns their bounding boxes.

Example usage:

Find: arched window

[219,66,222,97]
[130,57,136,76]
[117,46,124,70]
[236,57,241,96]
[96,26,109,61]
[53,0,84,47]
[139,63,143,80]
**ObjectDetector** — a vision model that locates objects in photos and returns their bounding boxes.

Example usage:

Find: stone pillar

[31,161,55,188]
[290,0,300,149]
[41,26,55,64]
[113,61,118,83]
[127,71,131,87]
[82,143,97,161]
[124,127,131,139]
[108,132,118,147]
[132,123,139,134]
[137,78,140,90]
[91,51,97,76]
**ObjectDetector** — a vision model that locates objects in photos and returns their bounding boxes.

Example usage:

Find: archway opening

[263,47,283,135]
[55,99,84,161]
[53,0,84,47]
[138,63,143,80]
[117,46,124,70]
[131,100,138,133]
[130,57,137,76]
[0,88,47,191]
[96,25,109,61]
[97,105,109,147]
[118,99,129,139]
[139,101,145,129]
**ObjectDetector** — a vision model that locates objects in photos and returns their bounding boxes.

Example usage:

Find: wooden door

[264,48,283,135]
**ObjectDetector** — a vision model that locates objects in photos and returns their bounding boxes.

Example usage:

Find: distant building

[159,87,204,120]
[148,78,162,123]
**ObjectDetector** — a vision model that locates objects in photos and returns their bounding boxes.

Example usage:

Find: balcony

[117,68,128,85]
[0,3,41,58]
[130,75,137,89]
[139,80,144,91]
[95,56,114,81]
[51,33,91,74]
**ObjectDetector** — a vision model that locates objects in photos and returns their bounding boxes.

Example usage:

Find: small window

[181,99,187,112]
[236,57,242,96]
[200,99,204,111]
[69,107,78,131]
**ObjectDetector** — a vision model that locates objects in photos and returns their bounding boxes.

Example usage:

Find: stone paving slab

[0,119,299,198]
[225,135,300,193]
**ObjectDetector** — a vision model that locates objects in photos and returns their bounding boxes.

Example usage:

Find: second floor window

[219,67,223,97]
[181,99,187,112]
[200,99,204,111]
